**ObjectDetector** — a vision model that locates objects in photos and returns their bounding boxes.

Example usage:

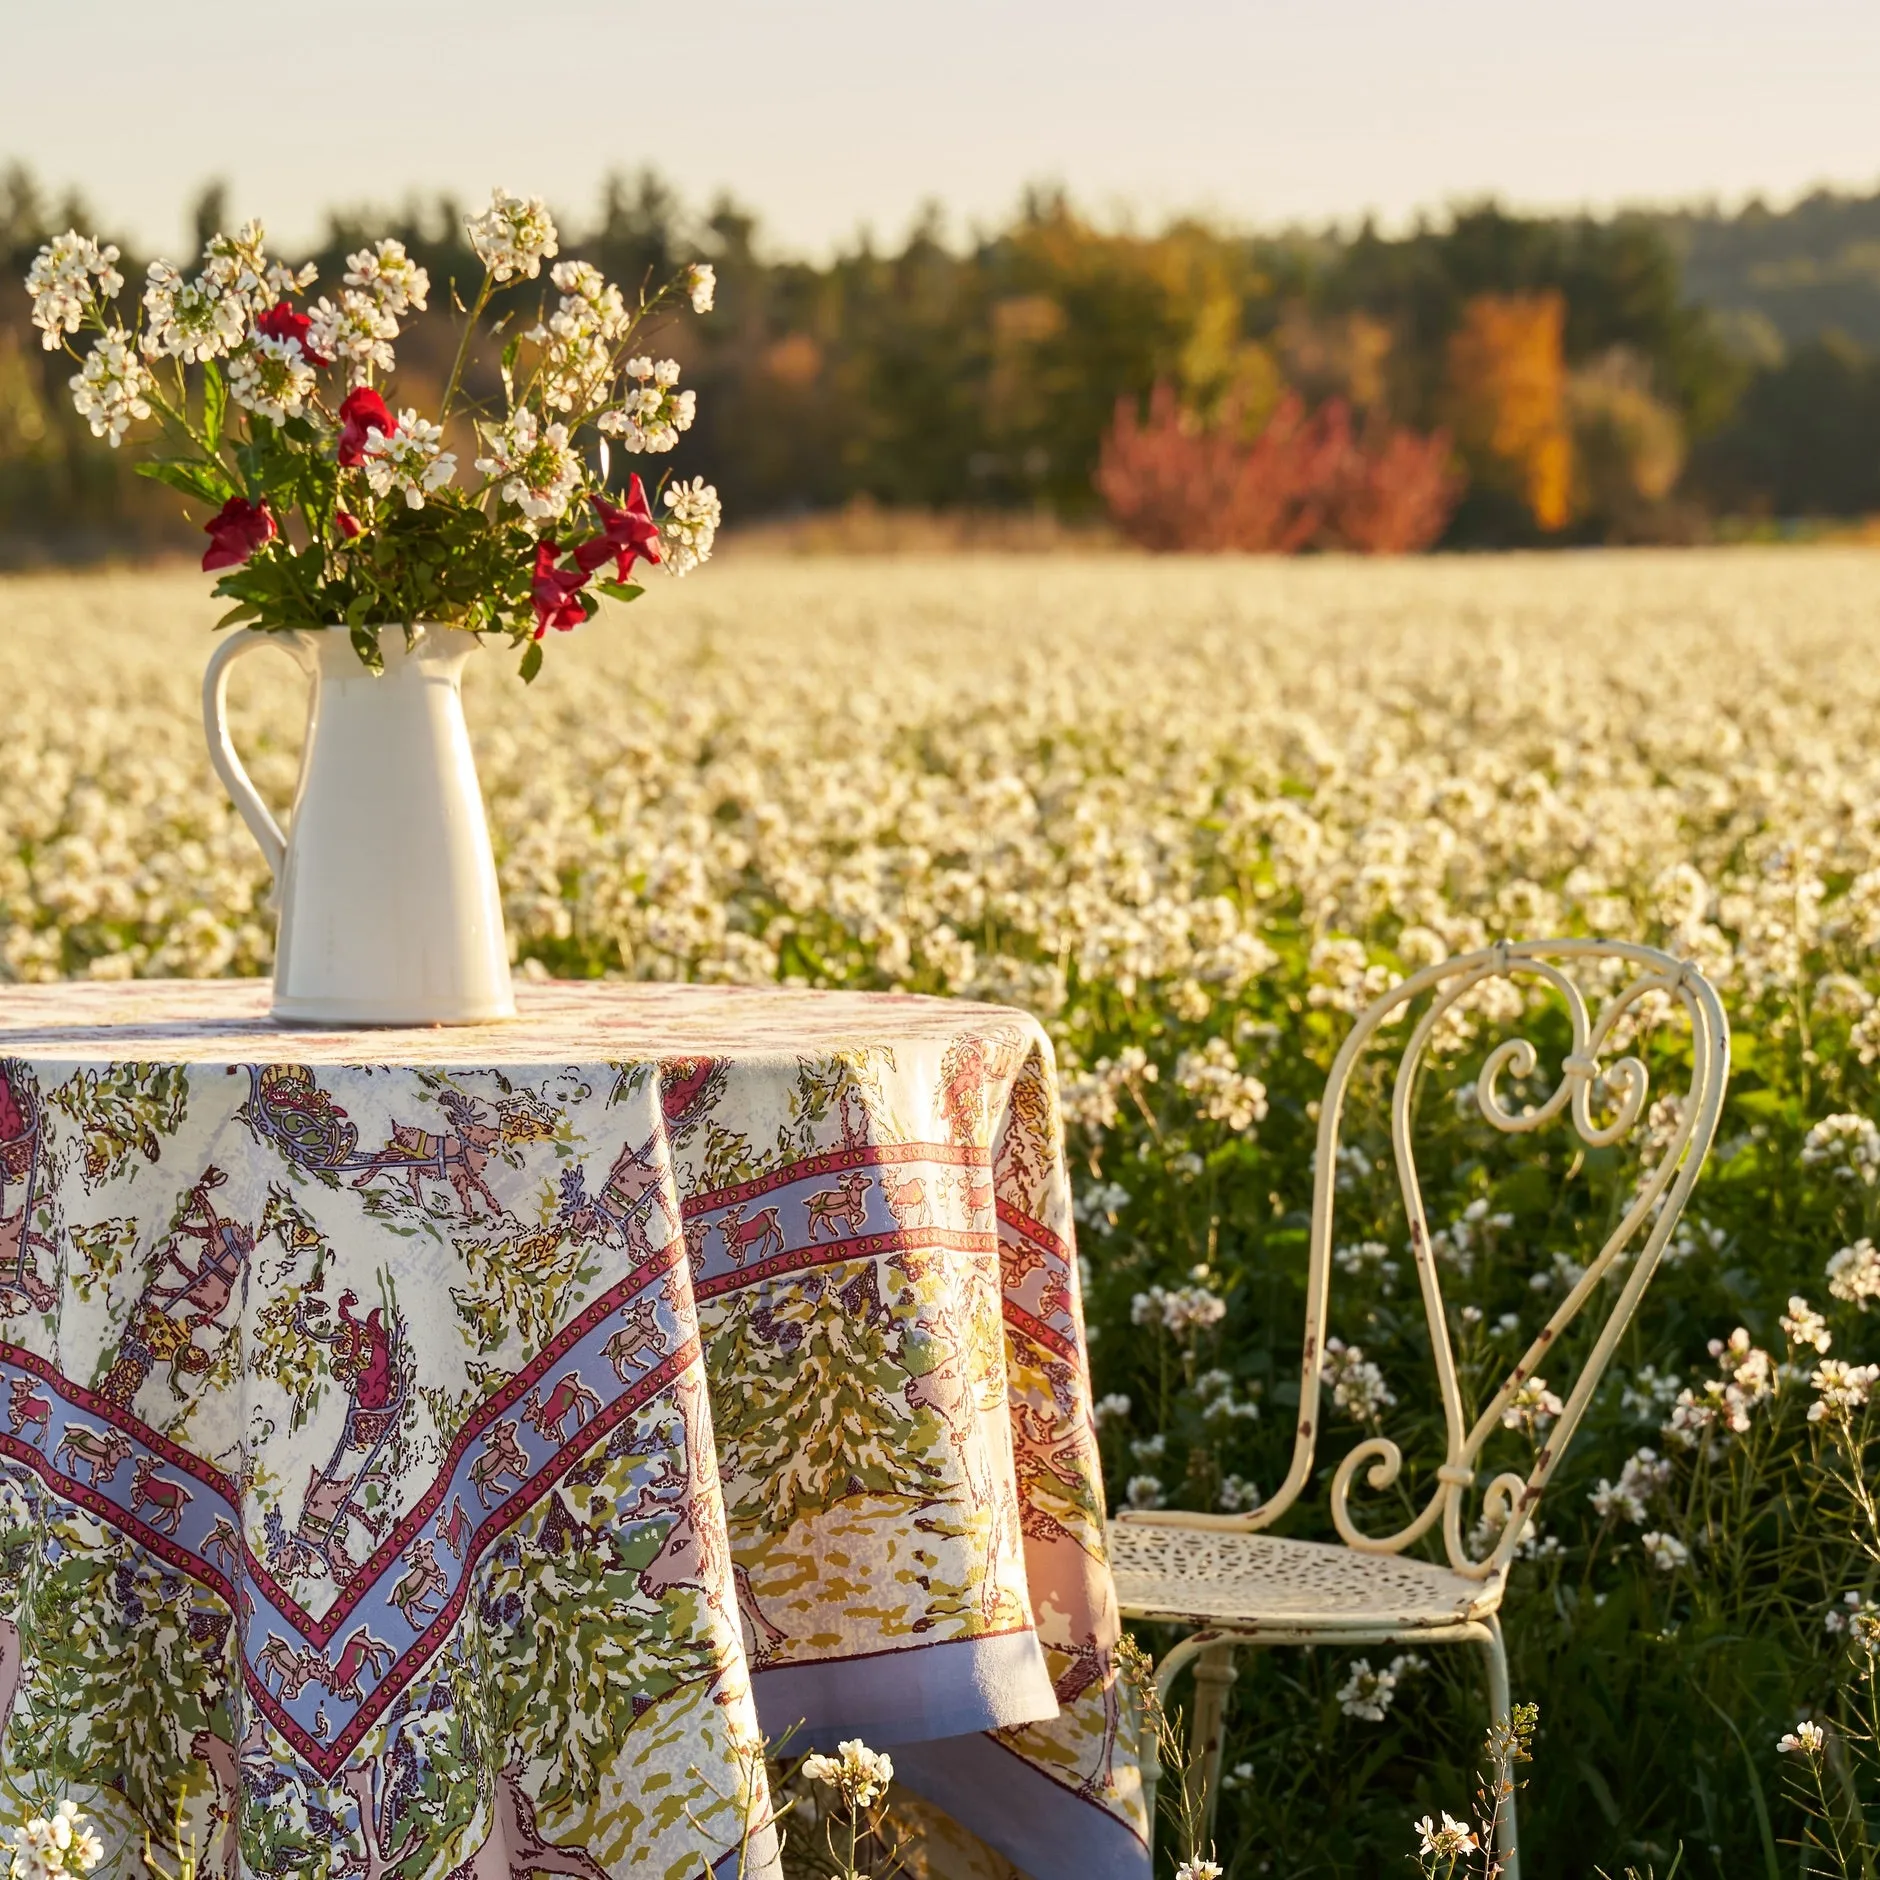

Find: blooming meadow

[4,547,1880,1873]
[25,191,719,676]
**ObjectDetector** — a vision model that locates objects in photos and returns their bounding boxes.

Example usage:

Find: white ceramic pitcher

[203,625,516,1026]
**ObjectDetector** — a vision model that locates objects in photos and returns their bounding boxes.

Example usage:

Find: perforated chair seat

[1107,1520,1504,1634]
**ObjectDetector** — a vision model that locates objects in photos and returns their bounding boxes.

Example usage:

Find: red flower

[255,299,329,368]
[335,386,393,467]
[530,540,590,639]
[572,476,664,581]
[336,510,364,539]
[201,497,277,571]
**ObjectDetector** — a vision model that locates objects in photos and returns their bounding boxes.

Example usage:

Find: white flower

[1321,1336,1396,1421]
[1337,1656,1397,1721]
[1129,1432,1165,1462]
[1092,1392,1131,1427]
[1124,1474,1165,1510]
[1218,1473,1261,1512]
[1779,1719,1825,1757]
[528,264,633,414]
[1808,1357,1880,1422]
[476,408,583,523]
[1588,1447,1671,1525]
[1174,1036,1269,1132]
[1073,1179,1131,1236]
[228,331,317,427]
[468,188,558,283]
[662,476,722,575]
[7,1799,104,1879]
[363,411,456,510]
[1501,1374,1564,1436]
[1414,1812,1477,1857]
[202,221,277,312]
[687,261,717,313]
[1825,1590,1866,1634]
[1175,1862,1222,1880]
[1801,1113,1880,1183]
[598,356,697,454]
[1707,1327,1775,1430]
[67,331,152,446]
[1780,1295,1832,1353]
[344,238,429,315]
[800,1737,894,1809]
[140,261,247,363]
[1130,1283,1227,1340]
[26,231,124,348]
[1827,1238,1880,1310]
[1639,1529,1688,1572]
[305,290,399,382]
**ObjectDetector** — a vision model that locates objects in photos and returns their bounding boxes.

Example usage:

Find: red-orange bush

[1096,384,1460,553]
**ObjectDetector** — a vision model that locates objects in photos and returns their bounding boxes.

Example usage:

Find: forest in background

[3,162,1880,561]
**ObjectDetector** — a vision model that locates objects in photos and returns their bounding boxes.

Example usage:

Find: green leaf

[597,581,644,605]
[519,640,544,684]
[349,624,384,674]
[214,602,258,630]
[202,364,227,453]
[282,416,318,447]
[135,459,233,505]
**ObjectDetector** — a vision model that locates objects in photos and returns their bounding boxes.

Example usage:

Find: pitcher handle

[202,629,292,879]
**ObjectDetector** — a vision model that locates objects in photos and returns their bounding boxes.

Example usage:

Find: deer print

[5,1377,49,1441]
[881,1171,930,1229]
[715,1204,784,1267]
[352,1091,504,1217]
[954,1168,996,1228]
[388,1539,448,1627]
[256,1634,326,1700]
[601,1298,666,1382]
[53,1422,132,1486]
[323,1625,397,1700]
[468,1419,530,1508]
[522,1371,602,1444]
[435,1495,472,1561]
[128,1454,192,1534]
[804,1171,872,1240]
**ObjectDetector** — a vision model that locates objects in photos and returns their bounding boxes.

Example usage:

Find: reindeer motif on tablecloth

[881,1170,930,1230]
[522,1371,601,1444]
[715,1203,784,1267]
[352,1090,504,1218]
[556,1134,680,1259]
[804,1171,871,1240]
[5,1377,49,1443]
[469,1419,530,1508]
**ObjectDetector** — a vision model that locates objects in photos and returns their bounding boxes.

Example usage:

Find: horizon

[4,0,1877,261]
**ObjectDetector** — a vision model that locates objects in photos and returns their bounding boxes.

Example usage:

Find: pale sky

[6,0,1880,258]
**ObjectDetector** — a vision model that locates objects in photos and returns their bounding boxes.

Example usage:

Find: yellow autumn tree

[1444,291,1573,531]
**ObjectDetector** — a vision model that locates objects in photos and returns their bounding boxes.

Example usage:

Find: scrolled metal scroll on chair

[1105,940,1731,1878]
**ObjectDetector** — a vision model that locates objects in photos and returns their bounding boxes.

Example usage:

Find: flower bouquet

[19,187,723,1023]
[23,186,720,681]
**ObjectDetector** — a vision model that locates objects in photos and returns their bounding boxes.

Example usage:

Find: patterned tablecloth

[0,982,1145,1880]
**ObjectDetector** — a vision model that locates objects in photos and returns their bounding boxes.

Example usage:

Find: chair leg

[1482,1615,1519,1880]
[1181,1640,1240,1857]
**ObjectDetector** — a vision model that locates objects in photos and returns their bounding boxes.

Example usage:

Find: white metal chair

[1108,939,1729,1875]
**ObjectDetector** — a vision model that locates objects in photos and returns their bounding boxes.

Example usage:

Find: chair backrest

[1119,938,1729,1581]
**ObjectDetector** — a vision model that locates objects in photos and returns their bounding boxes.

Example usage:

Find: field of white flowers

[6,547,1880,1876]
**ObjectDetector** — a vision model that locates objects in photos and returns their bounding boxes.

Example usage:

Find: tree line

[2,162,1877,561]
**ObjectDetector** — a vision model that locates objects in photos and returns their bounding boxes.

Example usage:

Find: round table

[0,982,1146,1879]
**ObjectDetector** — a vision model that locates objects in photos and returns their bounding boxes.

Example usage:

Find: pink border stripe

[687,1141,987,1215]
[695,1225,997,1301]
